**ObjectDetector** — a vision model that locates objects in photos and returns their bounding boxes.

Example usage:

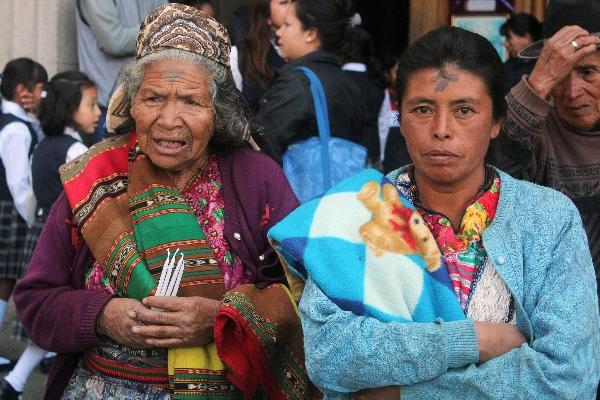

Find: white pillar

[0,0,77,77]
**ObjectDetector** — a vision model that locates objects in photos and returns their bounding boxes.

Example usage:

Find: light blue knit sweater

[299,168,600,399]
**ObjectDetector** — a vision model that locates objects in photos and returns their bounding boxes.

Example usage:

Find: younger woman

[231,0,290,113]
[300,27,599,399]
[256,0,367,156]
[1,71,100,397]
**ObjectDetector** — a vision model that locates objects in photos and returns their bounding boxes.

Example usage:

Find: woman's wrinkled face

[269,0,290,30]
[130,60,215,173]
[399,66,500,187]
[72,86,101,135]
[276,3,316,60]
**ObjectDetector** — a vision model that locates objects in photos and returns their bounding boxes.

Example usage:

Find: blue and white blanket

[268,169,465,323]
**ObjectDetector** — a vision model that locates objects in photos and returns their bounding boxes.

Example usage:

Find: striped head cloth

[136,3,230,67]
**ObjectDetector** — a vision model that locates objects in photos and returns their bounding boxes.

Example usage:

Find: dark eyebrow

[450,97,481,105]
[405,97,481,105]
[575,64,599,70]
[405,97,435,105]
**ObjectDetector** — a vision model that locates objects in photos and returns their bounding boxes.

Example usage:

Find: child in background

[0,57,47,378]
[1,71,100,400]
[31,71,99,218]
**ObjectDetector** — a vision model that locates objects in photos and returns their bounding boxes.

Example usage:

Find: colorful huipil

[397,168,501,311]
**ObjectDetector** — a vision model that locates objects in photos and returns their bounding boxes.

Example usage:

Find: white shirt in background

[341,62,367,73]
[377,90,399,162]
[0,100,43,225]
[63,126,89,162]
[230,46,243,91]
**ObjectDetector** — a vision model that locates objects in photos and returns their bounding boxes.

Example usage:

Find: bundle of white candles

[155,248,185,297]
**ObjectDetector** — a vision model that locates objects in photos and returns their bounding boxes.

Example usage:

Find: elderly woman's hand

[129,296,221,348]
[97,298,154,349]
[474,321,526,363]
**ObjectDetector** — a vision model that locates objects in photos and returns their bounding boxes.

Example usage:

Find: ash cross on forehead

[435,68,457,92]
[163,66,188,82]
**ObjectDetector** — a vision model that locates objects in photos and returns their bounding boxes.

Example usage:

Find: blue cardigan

[299,168,600,399]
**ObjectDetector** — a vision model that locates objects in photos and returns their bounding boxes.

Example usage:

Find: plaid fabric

[11,319,27,341]
[21,213,45,272]
[0,200,28,279]
[12,213,46,341]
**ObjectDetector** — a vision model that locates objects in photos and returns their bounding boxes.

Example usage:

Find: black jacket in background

[343,70,385,164]
[383,127,412,174]
[256,50,367,157]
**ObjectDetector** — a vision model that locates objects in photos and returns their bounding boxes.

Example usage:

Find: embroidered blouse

[396,167,513,321]
[183,154,249,290]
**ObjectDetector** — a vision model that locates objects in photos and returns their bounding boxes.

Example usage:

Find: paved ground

[0,300,47,399]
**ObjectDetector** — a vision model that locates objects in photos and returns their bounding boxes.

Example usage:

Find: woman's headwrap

[105,3,231,133]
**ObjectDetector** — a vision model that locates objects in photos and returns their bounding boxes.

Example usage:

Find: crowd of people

[0,0,598,399]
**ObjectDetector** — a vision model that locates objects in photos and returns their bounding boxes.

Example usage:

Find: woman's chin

[415,164,464,186]
[147,156,184,172]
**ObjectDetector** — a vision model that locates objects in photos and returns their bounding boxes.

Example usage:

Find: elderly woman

[13,4,304,399]
[297,27,600,398]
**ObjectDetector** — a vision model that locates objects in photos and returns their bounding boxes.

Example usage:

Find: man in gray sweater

[76,0,165,143]
[489,0,600,290]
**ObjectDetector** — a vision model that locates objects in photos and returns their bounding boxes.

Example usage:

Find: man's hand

[96,298,153,349]
[353,386,400,400]
[528,25,600,99]
[474,321,526,363]
[130,296,221,348]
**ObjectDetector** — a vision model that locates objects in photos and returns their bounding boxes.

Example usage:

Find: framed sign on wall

[451,13,509,61]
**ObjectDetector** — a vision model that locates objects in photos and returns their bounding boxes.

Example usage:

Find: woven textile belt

[83,350,169,388]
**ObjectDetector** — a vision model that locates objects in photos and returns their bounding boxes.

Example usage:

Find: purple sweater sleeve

[13,193,114,353]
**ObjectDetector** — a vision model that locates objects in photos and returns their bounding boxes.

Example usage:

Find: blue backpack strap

[294,66,332,190]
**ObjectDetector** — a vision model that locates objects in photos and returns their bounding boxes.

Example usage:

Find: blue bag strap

[294,66,332,190]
